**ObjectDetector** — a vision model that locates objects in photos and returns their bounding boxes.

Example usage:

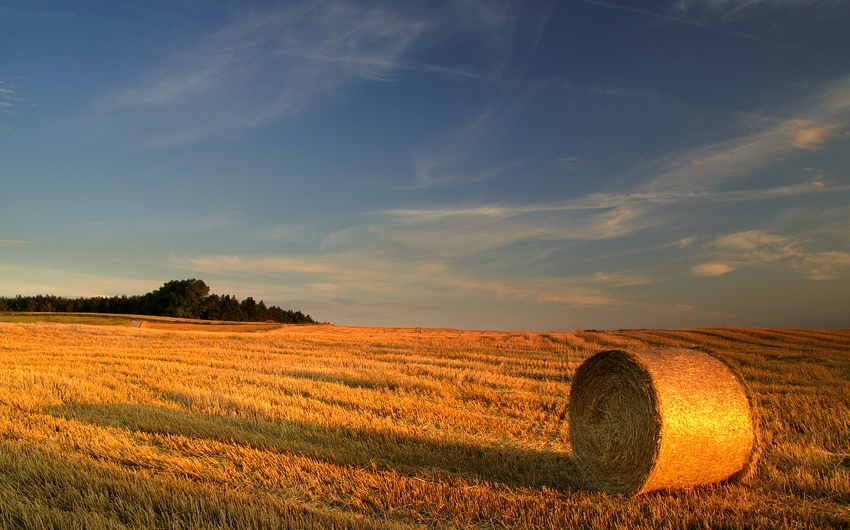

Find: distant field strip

[0,322,848,529]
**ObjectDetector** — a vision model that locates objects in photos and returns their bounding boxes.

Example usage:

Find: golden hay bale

[569,348,757,495]
[128,320,150,328]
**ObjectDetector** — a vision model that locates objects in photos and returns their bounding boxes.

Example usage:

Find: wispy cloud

[673,0,839,21]
[0,80,25,132]
[0,240,32,247]
[367,199,655,257]
[641,75,850,193]
[88,1,517,148]
[0,7,86,21]
[712,230,801,262]
[798,251,850,280]
[411,77,671,188]
[90,3,422,146]
[410,70,846,191]
[558,156,586,170]
[366,180,842,259]
[689,229,850,279]
[412,105,520,187]
[415,0,516,78]
[0,83,14,111]
[579,0,827,54]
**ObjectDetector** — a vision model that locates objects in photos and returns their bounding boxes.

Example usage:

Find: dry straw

[129,320,150,328]
[569,348,757,495]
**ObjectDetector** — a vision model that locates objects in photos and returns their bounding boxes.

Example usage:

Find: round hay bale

[129,320,150,328]
[569,348,757,495]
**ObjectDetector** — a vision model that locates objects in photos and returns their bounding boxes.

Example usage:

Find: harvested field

[0,319,848,529]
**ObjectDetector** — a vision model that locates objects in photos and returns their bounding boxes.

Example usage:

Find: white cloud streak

[690,229,850,279]
[0,80,23,116]
[368,201,653,256]
[92,4,420,146]
[412,99,526,187]
[367,180,842,258]
[413,70,850,191]
[89,1,516,147]
[641,76,850,193]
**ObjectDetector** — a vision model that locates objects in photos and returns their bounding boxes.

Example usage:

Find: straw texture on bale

[569,348,757,495]
[128,320,150,328]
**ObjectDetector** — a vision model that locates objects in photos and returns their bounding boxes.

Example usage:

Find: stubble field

[0,318,848,529]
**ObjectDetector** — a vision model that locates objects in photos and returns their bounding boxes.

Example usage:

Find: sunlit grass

[0,321,848,528]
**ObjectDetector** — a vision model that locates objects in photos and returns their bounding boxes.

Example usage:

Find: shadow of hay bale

[46,402,582,491]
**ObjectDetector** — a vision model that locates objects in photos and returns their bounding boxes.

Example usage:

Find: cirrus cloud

[88,1,518,148]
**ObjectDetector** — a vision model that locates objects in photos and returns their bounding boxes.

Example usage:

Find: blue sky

[2,0,849,330]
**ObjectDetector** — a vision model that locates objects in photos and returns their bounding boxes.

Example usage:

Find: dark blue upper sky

[2,0,849,330]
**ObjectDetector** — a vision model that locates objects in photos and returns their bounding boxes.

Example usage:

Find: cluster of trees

[0,279,315,324]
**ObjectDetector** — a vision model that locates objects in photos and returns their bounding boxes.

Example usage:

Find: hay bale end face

[569,348,757,495]
[128,320,150,328]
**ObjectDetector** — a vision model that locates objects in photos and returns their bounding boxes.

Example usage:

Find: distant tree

[256,300,268,322]
[24,296,37,312]
[218,294,243,322]
[201,294,221,321]
[0,279,317,324]
[147,279,210,319]
[241,297,257,321]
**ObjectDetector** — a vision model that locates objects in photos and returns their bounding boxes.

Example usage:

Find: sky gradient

[2,0,849,330]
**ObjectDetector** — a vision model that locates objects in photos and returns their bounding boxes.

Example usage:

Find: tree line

[0,279,315,324]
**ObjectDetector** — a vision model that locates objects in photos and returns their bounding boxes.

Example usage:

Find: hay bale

[569,348,757,495]
[128,320,150,328]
